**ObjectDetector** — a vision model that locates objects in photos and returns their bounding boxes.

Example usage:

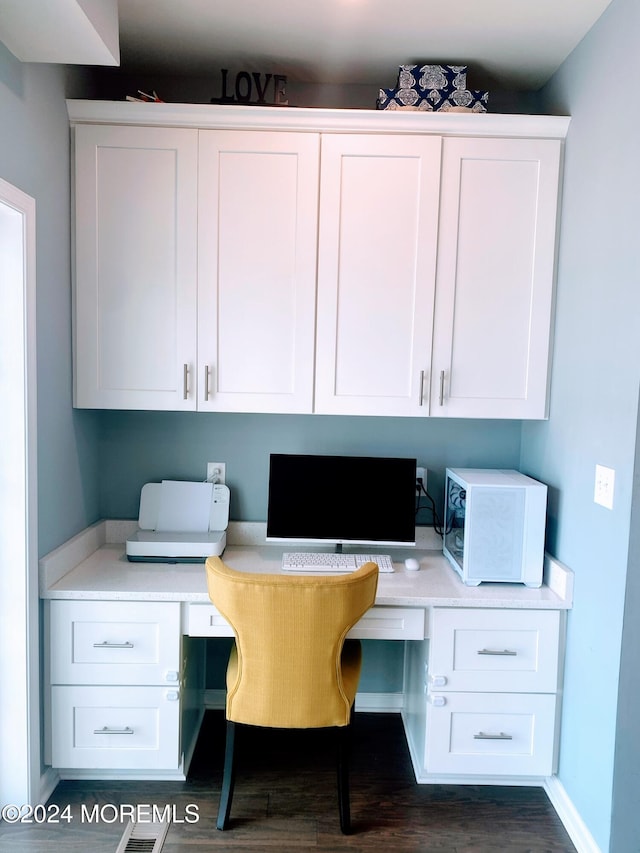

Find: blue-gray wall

[0,45,100,556]
[522,0,640,848]
[96,410,522,522]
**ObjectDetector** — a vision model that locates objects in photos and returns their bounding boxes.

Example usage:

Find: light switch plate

[594,464,615,509]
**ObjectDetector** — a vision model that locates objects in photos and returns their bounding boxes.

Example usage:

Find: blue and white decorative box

[377,63,489,112]
[377,87,489,112]
[397,64,467,91]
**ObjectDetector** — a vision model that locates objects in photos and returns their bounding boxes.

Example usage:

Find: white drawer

[50,600,181,685]
[426,691,557,776]
[348,606,425,640]
[51,685,180,770]
[185,603,235,637]
[429,608,560,693]
[185,603,426,640]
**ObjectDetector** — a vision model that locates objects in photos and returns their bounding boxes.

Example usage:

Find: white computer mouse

[404,557,420,571]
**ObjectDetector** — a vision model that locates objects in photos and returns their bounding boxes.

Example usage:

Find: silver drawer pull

[474,731,513,740]
[93,641,134,649]
[93,726,134,735]
[477,648,517,656]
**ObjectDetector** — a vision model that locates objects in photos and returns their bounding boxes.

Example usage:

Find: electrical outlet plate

[207,462,226,484]
[416,465,427,489]
[594,464,614,509]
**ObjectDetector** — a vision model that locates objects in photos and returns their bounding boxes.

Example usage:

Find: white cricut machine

[126,480,230,562]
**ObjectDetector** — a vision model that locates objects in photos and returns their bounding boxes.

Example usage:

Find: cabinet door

[51,685,180,770]
[428,608,560,693]
[198,131,319,413]
[315,134,441,416]
[431,138,561,419]
[50,600,181,686]
[74,125,199,409]
[426,691,557,776]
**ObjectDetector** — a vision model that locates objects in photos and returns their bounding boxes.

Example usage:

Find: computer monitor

[266,453,417,548]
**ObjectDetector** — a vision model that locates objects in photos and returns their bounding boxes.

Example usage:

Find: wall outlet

[416,466,427,490]
[207,462,226,484]
[594,464,614,509]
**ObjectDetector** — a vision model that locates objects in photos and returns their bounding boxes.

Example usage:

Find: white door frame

[0,177,39,804]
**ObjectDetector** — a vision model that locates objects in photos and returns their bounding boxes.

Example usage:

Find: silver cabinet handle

[93,726,134,735]
[474,732,513,740]
[204,364,210,401]
[419,370,427,406]
[183,363,189,400]
[93,641,134,649]
[477,648,518,656]
[439,370,445,406]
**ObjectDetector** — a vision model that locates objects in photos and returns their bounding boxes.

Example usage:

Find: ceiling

[115,0,614,91]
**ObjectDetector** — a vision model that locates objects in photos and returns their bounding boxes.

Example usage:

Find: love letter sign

[211,69,288,106]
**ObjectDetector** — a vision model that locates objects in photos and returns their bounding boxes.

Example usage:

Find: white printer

[126,480,230,562]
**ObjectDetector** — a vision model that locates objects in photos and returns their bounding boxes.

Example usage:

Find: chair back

[205,557,379,729]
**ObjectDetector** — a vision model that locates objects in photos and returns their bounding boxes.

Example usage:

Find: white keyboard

[281,552,394,573]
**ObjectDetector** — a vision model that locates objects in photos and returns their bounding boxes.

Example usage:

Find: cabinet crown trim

[66,100,570,140]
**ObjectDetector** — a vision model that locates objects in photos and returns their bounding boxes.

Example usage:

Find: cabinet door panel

[198,131,319,412]
[432,138,561,418]
[50,600,181,685]
[74,125,198,409]
[426,692,556,776]
[51,686,180,769]
[429,608,560,693]
[315,134,441,416]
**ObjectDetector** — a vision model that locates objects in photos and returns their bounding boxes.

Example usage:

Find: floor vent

[115,820,170,853]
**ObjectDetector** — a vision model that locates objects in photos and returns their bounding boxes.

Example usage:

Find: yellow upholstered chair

[205,556,379,833]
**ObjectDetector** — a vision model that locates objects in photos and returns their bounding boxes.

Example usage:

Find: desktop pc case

[443,468,547,587]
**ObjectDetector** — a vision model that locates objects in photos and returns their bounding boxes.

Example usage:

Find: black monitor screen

[266,453,416,547]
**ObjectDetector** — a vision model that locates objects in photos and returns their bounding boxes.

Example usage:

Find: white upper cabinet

[74,124,198,410]
[315,134,441,416]
[197,131,319,413]
[69,102,568,418]
[430,137,562,419]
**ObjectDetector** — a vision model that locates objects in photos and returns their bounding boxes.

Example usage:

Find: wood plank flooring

[0,711,577,852]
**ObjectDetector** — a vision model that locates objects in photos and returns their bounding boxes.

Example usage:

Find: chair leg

[217,720,236,830]
[337,723,351,834]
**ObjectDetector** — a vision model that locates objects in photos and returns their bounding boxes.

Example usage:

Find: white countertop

[40,521,573,610]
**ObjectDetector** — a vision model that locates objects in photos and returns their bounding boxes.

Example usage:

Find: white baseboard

[204,689,403,713]
[39,767,60,806]
[544,776,602,853]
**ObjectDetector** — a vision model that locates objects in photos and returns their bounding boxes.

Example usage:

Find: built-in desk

[40,520,572,786]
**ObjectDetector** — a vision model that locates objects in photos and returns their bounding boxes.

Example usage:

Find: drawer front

[186,603,235,637]
[349,606,425,640]
[429,608,560,692]
[185,603,425,640]
[51,685,180,770]
[426,691,556,776]
[50,600,181,685]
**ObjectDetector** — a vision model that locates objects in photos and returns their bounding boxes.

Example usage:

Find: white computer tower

[443,468,547,587]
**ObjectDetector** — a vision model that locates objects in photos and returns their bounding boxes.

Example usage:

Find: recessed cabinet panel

[315,134,441,416]
[198,131,319,412]
[50,600,181,685]
[74,124,198,409]
[429,608,560,693]
[51,685,180,769]
[426,691,556,776]
[432,137,561,419]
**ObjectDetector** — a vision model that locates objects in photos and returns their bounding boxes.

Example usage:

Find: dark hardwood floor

[0,711,577,852]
